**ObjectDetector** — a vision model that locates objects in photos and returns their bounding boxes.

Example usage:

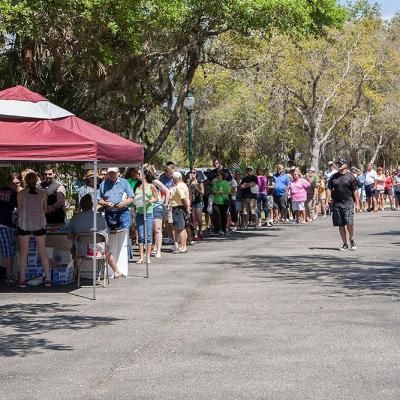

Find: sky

[340,1,399,19]
[378,0,400,19]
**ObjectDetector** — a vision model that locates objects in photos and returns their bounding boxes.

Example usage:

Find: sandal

[135,260,144,264]
[18,280,27,288]
[43,279,52,287]
[114,272,126,279]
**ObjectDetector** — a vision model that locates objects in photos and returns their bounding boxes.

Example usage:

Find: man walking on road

[325,159,360,251]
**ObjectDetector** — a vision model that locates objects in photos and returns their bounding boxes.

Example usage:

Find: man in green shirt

[211,171,231,235]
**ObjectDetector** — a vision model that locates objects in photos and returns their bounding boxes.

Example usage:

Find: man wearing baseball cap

[98,167,134,230]
[324,161,337,182]
[325,159,360,251]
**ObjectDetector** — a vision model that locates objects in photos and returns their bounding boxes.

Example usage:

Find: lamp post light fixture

[183,92,195,170]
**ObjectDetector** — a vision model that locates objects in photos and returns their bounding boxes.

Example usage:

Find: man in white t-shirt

[364,163,377,211]
[324,161,338,181]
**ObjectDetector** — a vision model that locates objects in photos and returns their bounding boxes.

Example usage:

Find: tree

[271,19,385,168]
[0,0,346,161]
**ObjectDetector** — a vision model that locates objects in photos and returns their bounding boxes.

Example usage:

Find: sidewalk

[1,212,400,399]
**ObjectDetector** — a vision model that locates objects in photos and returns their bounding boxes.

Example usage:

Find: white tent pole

[141,164,149,278]
[93,160,98,300]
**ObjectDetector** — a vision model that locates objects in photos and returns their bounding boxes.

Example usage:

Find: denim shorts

[153,204,165,220]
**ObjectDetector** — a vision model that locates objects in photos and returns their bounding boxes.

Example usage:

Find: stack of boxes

[52,249,74,285]
[25,237,43,280]
[24,238,74,285]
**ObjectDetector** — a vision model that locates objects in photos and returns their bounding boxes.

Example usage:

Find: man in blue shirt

[159,163,175,189]
[98,168,134,230]
[273,165,291,223]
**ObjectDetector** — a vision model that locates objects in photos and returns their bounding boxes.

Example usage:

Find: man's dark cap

[337,159,347,166]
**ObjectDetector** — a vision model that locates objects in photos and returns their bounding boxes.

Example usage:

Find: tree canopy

[0,0,346,161]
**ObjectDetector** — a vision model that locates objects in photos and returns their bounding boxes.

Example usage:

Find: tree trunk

[310,135,321,169]
[369,134,384,166]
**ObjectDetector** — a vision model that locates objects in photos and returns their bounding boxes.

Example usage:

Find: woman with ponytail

[17,172,51,287]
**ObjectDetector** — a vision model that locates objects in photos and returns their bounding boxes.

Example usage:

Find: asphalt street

[1,211,400,400]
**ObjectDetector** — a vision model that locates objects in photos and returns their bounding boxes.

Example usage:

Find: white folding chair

[73,232,109,288]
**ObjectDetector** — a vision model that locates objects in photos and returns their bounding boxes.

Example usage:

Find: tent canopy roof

[0,86,143,163]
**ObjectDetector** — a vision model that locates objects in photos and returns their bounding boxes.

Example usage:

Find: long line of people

[1,160,399,287]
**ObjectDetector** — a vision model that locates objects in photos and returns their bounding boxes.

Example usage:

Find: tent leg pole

[142,164,149,279]
[93,160,98,300]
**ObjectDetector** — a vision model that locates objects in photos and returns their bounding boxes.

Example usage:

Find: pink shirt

[257,175,267,194]
[290,178,310,202]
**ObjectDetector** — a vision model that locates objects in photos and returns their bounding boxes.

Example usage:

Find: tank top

[18,189,47,231]
[134,185,154,215]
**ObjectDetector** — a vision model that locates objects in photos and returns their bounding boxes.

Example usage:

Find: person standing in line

[393,167,400,210]
[317,172,327,218]
[356,168,366,212]
[256,167,269,227]
[325,160,360,251]
[40,166,66,224]
[98,168,134,230]
[133,176,158,264]
[289,170,310,223]
[228,171,238,231]
[17,172,51,287]
[272,165,291,224]
[364,163,377,212]
[78,170,100,203]
[384,169,395,210]
[211,171,231,235]
[171,172,190,254]
[265,169,275,226]
[188,169,204,240]
[375,167,385,211]
[239,166,258,230]
[305,167,319,222]
[0,173,19,284]
[324,161,338,182]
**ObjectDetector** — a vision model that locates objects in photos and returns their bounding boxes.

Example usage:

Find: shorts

[395,191,400,202]
[292,200,305,212]
[332,204,354,227]
[242,198,257,215]
[376,189,384,196]
[153,204,165,220]
[0,226,16,257]
[172,207,187,230]
[192,202,203,209]
[385,188,394,196]
[273,194,288,210]
[17,228,46,236]
[365,184,374,198]
[267,195,274,209]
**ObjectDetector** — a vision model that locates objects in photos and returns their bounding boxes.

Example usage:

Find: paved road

[1,212,400,400]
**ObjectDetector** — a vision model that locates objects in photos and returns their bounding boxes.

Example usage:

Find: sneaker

[43,279,52,287]
[349,239,357,250]
[18,281,27,288]
[218,230,225,236]
[339,243,349,251]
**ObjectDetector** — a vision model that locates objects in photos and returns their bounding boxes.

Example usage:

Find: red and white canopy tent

[0,86,146,298]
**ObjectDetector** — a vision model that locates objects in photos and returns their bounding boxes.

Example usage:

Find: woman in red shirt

[384,169,395,210]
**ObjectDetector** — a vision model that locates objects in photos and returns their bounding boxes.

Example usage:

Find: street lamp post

[183,92,195,170]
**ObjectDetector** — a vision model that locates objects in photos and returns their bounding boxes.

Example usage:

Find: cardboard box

[52,263,74,285]
[25,267,44,281]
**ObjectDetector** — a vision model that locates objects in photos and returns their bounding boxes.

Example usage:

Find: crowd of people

[0,160,399,288]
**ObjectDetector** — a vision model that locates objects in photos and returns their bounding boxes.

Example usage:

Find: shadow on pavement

[0,303,123,358]
[213,254,400,298]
